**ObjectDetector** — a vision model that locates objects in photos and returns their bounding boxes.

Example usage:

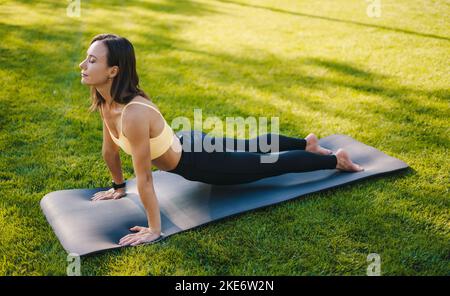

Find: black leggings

[167,130,337,185]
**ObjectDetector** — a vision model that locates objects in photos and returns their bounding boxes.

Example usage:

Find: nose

[79,59,86,70]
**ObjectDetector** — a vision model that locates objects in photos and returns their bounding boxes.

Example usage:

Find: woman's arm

[92,120,127,201]
[102,150,125,184]
[118,105,162,246]
[101,110,125,184]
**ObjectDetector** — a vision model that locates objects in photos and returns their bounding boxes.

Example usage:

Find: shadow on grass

[145,44,448,152]
[217,0,450,41]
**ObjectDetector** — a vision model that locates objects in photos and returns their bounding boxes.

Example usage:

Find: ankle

[301,138,307,150]
[332,154,338,168]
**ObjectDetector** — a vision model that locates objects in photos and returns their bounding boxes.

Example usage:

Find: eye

[86,55,95,63]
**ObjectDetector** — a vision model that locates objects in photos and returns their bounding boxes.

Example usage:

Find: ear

[108,65,119,79]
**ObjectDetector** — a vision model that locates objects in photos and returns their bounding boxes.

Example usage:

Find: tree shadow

[104,0,222,17]
[142,43,448,152]
[9,0,222,16]
[217,0,450,41]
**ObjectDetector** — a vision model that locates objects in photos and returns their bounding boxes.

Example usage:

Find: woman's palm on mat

[119,226,162,246]
[91,188,127,201]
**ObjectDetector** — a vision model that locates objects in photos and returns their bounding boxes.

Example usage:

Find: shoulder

[133,94,149,101]
[122,95,155,116]
[121,103,151,141]
[129,94,152,104]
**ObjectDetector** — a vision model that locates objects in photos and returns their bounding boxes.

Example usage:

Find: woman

[79,34,363,247]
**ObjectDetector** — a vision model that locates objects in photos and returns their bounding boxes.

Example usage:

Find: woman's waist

[170,130,205,169]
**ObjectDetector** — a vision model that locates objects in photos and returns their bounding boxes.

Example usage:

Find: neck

[95,81,115,108]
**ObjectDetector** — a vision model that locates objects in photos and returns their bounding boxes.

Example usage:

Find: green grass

[0,0,448,275]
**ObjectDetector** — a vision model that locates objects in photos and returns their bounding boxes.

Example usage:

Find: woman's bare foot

[335,148,364,172]
[305,133,333,155]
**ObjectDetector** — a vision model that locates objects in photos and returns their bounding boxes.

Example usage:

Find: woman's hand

[91,187,127,201]
[119,226,162,246]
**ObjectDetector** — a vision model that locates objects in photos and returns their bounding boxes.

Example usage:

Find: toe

[354,164,363,171]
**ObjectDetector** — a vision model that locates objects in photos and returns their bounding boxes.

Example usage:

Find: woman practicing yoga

[79,34,364,247]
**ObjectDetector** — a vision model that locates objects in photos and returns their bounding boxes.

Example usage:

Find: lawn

[0,0,448,275]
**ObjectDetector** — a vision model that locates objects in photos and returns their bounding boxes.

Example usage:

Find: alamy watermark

[67,253,81,276]
[67,0,81,17]
[366,0,382,18]
[171,108,281,164]
[366,253,381,276]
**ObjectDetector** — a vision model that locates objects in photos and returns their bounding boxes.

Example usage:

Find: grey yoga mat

[40,133,409,256]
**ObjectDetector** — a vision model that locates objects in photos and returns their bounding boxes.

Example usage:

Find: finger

[119,233,137,243]
[130,226,145,232]
[119,238,133,246]
[93,194,111,201]
[130,239,144,246]
[120,231,141,242]
[91,194,101,200]
[93,190,108,197]
[120,236,141,246]
[120,233,134,241]
[119,235,136,245]
[92,194,106,201]
[131,226,146,232]
[92,195,103,201]
[132,234,162,246]
[113,192,125,200]
[101,192,115,200]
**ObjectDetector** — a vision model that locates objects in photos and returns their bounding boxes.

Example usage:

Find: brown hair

[87,33,150,113]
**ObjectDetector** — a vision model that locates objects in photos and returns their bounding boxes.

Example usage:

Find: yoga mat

[40,133,409,256]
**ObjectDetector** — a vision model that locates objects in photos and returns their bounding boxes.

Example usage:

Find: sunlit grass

[0,0,448,275]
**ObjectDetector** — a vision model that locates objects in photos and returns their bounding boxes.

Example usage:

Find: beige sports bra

[101,101,174,160]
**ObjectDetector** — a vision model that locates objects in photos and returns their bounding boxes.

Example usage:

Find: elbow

[101,151,108,160]
[102,148,119,160]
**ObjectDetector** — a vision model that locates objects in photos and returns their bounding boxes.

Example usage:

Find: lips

[81,73,88,77]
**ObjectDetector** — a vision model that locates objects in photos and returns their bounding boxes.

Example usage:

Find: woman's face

[79,41,117,86]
